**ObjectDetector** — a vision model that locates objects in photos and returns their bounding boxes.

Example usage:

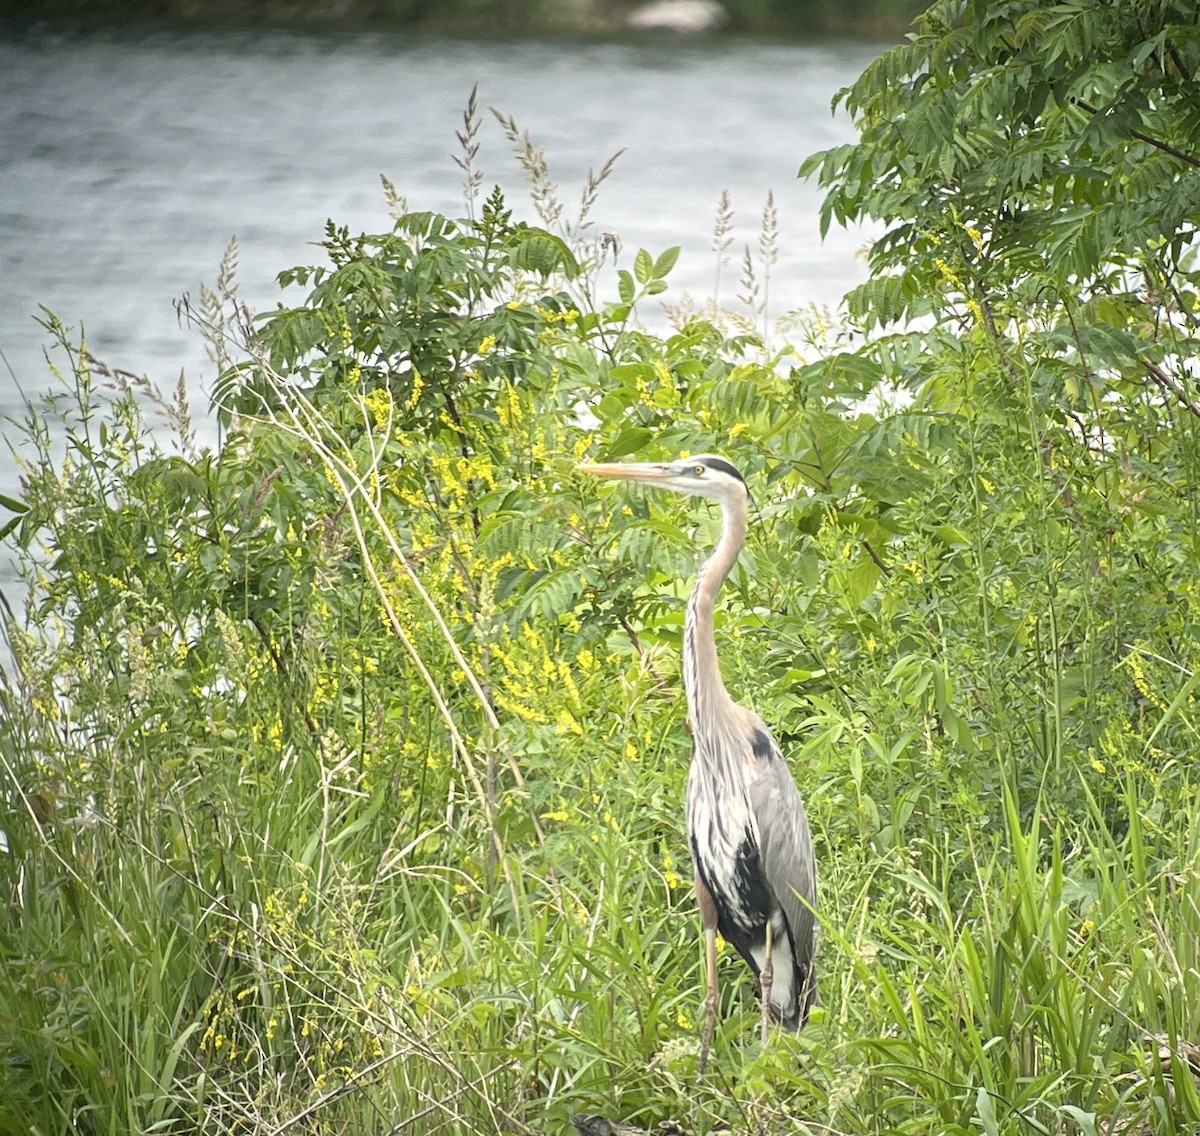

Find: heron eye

[693,464,704,476]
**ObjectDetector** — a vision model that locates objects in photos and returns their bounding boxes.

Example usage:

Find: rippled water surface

[0,24,882,599]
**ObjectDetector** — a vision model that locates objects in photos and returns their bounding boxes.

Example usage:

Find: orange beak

[576,461,674,484]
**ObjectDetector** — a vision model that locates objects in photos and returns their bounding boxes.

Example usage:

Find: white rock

[626,0,728,33]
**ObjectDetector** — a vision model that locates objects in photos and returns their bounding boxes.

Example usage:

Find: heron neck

[683,492,747,728]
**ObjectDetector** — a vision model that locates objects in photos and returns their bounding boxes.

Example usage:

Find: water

[0,24,881,604]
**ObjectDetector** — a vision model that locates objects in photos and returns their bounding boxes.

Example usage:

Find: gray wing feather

[748,732,818,1015]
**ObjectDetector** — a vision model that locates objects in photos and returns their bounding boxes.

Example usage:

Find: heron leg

[695,874,719,1076]
[760,919,774,1046]
[700,922,718,1075]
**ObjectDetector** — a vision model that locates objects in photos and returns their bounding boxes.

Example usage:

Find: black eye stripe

[699,457,746,485]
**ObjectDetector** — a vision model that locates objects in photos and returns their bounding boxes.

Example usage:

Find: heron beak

[577,461,673,483]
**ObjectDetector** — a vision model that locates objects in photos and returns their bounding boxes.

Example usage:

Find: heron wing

[747,725,818,1022]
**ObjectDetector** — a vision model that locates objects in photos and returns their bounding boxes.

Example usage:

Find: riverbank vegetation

[3,1,1200,1132]
[0,0,926,39]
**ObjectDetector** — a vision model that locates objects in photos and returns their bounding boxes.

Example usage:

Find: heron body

[579,454,817,1068]
[686,720,816,1031]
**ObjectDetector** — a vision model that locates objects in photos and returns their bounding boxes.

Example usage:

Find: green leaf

[1059,1105,1099,1136]
[974,1087,1000,1136]
[506,231,579,277]
[617,270,635,304]
[606,427,654,458]
[260,307,329,367]
[933,524,969,545]
[595,392,628,422]
[652,246,681,278]
[633,248,654,285]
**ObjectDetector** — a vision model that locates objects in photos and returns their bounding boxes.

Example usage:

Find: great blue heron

[579,454,817,1072]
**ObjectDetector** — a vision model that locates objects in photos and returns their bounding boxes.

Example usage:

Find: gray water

[0,24,880,605]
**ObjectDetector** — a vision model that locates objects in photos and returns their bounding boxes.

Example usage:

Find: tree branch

[1071,98,1200,168]
[1166,40,1192,85]
[1140,356,1200,419]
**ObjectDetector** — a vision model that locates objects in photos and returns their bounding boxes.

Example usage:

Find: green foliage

[802,0,1200,334]
[5,13,1200,1130]
[797,0,1200,827]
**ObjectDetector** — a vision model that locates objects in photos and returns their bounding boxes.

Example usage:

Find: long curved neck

[683,491,747,729]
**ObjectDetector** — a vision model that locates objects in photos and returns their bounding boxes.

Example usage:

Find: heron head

[577,454,749,503]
